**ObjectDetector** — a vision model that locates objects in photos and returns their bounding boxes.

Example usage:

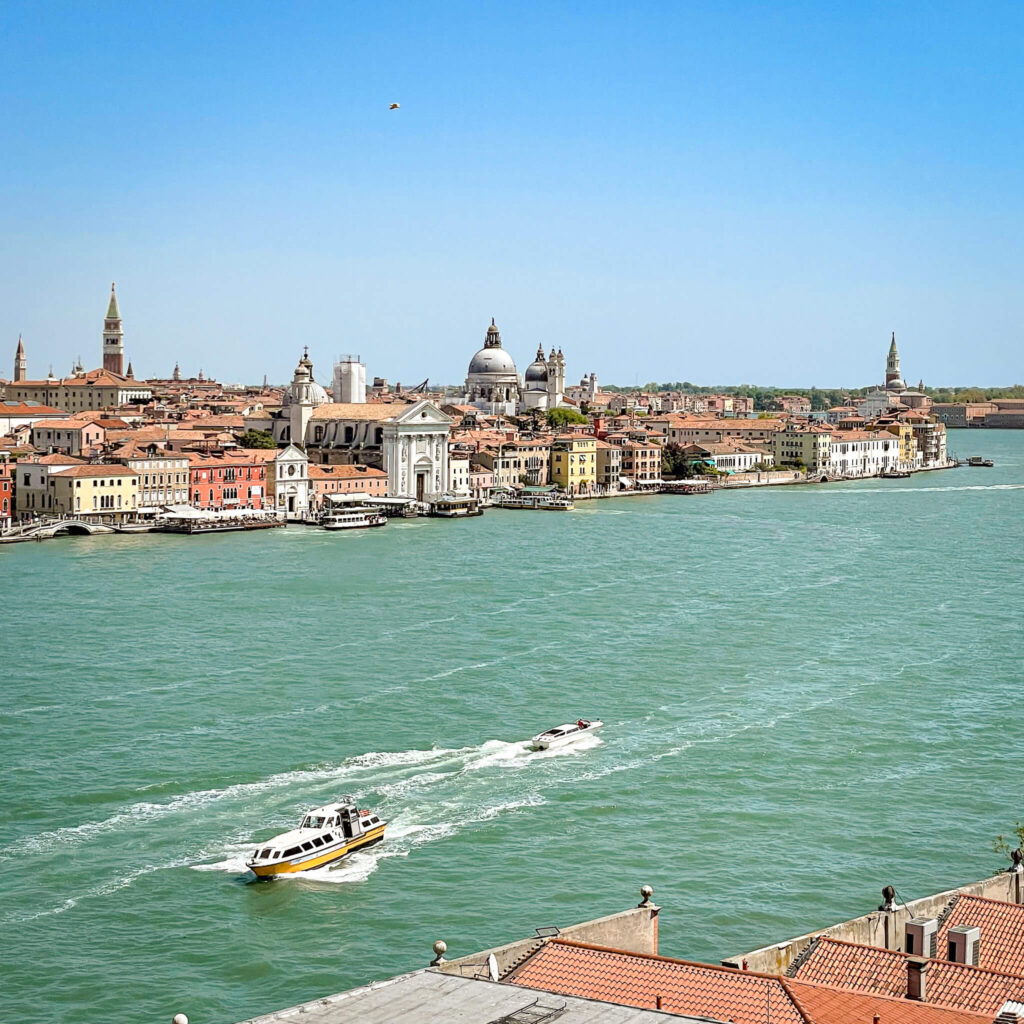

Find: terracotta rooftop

[51,464,137,478]
[506,940,806,1024]
[506,939,992,1024]
[791,936,1024,1015]
[0,401,67,417]
[787,979,989,1024]
[310,402,397,421]
[937,895,1024,977]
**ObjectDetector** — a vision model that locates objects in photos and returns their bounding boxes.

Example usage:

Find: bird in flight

[389,103,400,110]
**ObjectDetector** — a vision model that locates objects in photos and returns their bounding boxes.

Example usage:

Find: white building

[110,441,190,509]
[267,444,311,520]
[333,356,367,403]
[827,430,902,478]
[13,453,84,516]
[381,401,452,501]
[447,452,471,497]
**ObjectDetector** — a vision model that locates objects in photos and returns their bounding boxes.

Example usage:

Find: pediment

[391,400,453,427]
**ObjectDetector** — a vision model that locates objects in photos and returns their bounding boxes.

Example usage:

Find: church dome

[524,346,548,384]
[469,346,517,376]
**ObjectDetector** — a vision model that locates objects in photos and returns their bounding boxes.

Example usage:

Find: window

[284,846,300,857]
[300,842,314,852]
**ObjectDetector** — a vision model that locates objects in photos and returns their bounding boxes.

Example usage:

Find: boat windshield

[302,815,327,829]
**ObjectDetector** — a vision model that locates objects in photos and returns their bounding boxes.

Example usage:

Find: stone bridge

[0,518,117,542]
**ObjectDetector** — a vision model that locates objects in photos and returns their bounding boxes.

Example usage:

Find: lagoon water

[2,429,1023,1024]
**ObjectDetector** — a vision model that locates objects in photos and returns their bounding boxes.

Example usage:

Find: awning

[618,476,635,488]
[326,492,375,504]
[158,504,205,519]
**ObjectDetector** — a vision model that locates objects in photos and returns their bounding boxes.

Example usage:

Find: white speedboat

[321,508,387,530]
[245,799,386,878]
[529,718,603,751]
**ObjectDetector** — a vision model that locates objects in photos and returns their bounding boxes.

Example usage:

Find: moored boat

[967,456,994,467]
[529,718,603,751]
[537,495,575,510]
[321,508,388,530]
[246,799,386,878]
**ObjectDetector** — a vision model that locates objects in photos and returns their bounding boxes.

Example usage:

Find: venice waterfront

[2,429,1022,1024]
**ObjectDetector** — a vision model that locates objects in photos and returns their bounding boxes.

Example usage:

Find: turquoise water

[2,429,1022,1024]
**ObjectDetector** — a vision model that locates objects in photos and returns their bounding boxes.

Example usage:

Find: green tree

[993,822,1024,859]
[238,429,277,449]
[546,408,588,428]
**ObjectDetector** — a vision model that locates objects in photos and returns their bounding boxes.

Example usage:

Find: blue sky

[1,1,1021,387]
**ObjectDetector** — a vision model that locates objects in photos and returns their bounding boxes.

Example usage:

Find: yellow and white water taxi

[245,799,386,878]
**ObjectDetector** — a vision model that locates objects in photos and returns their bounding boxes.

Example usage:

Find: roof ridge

[548,938,790,982]
[936,893,963,929]
[786,935,821,977]
[777,975,817,1024]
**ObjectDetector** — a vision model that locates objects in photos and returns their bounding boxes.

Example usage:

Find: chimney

[905,917,938,958]
[906,956,929,1001]
[947,925,980,966]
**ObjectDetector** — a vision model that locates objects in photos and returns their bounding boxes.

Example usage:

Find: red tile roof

[507,939,992,1024]
[791,937,1024,1015]
[507,940,808,1024]
[937,895,1024,977]
[787,980,989,1024]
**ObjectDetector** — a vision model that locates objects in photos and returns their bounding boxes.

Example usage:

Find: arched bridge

[0,518,116,542]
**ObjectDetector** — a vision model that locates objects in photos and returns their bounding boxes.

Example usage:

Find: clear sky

[1,1,1021,388]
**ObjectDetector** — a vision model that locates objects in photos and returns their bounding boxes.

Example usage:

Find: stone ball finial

[431,939,447,965]
[173,1014,189,1024]
[639,884,654,906]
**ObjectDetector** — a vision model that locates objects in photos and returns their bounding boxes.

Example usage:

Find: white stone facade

[382,401,452,502]
[268,444,311,519]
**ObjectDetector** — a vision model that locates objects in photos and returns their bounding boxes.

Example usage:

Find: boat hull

[529,723,602,751]
[247,824,386,878]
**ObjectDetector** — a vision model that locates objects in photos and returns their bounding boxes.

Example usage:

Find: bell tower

[14,334,26,382]
[884,331,906,391]
[102,283,124,375]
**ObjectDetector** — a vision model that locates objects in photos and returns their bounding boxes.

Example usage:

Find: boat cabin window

[300,842,314,852]
[284,846,300,857]
[311,837,325,847]
[302,815,327,830]
[261,848,273,858]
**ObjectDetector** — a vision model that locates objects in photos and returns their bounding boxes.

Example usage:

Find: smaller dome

[524,359,548,383]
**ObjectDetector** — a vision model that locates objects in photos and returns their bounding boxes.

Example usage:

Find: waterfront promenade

[1,430,1021,1024]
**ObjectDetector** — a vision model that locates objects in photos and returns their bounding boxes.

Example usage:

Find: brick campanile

[102,282,124,375]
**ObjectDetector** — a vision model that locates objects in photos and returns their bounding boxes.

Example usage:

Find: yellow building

[49,465,139,519]
[550,435,597,495]
[868,419,917,467]
[771,423,832,474]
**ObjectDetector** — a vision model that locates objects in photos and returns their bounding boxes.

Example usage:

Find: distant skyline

[1,1,1022,388]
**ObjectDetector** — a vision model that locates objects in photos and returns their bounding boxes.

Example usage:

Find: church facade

[271,351,452,502]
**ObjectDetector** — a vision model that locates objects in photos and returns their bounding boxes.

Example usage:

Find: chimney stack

[907,956,929,1001]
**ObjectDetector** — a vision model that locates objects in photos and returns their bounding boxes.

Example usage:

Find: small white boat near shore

[529,718,603,751]
[321,508,387,530]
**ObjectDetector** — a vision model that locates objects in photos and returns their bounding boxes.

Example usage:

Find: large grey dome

[468,346,518,376]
